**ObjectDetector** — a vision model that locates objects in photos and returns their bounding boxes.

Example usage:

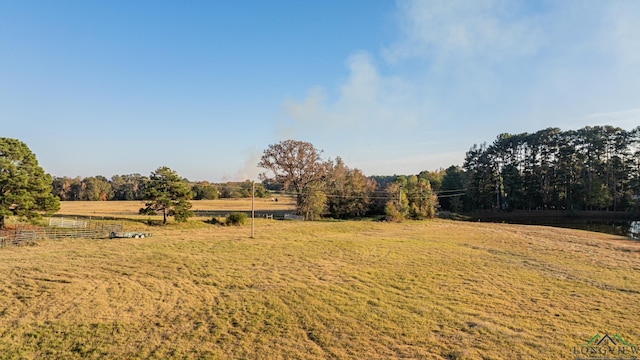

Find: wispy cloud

[281,51,424,135]
[579,108,640,129]
[383,0,542,66]
[279,0,640,175]
[603,1,640,66]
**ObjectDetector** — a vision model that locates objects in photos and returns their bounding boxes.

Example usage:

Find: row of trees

[258,140,438,221]
[51,176,268,201]
[45,139,440,224]
[463,126,640,212]
[8,125,636,229]
[32,139,439,224]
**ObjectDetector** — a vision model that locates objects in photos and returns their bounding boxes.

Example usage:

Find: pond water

[496,219,640,240]
[572,220,640,240]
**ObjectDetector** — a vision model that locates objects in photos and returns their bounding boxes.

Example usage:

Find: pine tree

[0,138,60,228]
[139,166,193,224]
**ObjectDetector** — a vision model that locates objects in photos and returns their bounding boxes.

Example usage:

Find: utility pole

[251,181,255,238]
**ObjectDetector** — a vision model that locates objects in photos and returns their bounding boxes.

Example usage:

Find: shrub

[383,201,404,223]
[225,213,247,226]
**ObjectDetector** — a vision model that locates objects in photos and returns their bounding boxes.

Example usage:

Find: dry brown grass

[55,198,296,221]
[1,212,639,359]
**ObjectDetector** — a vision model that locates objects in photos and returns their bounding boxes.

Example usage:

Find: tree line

[44,139,440,223]
[462,126,640,212]
[51,175,269,201]
[3,126,638,229]
[258,140,438,221]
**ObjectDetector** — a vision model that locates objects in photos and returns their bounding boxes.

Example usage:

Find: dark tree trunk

[0,215,4,229]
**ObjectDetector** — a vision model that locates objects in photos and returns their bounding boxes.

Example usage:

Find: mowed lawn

[1,214,639,359]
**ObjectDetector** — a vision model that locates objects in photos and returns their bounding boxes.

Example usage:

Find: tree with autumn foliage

[383,175,438,222]
[324,157,376,219]
[258,140,330,219]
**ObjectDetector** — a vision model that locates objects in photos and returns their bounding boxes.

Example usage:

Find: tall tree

[52,176,74,200]
[440,165,467,212]
[69,177,84,201]
[82,176,113,201]
[192,181,219,200]
[258,140,329,219]
[383,177,410,222]
[405,175,438,219]
[112,174,146,200]
[463,126,640,213]
[139,166,193,224]
[299,183,327,221]
[417,169,445,192]
[0,138,60,228]
[324,157,376,219]
[464,143,494,210]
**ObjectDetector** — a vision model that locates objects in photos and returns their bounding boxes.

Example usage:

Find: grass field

[55,198,296,220]
[1,202,640,359]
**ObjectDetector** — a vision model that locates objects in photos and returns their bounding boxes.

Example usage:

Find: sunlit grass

[1,215,639,359]
[53,198,296,224]
[57,198,295,215]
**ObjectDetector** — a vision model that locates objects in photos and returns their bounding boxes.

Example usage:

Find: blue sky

[2,1,639,181]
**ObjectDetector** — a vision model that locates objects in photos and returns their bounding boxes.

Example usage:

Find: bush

[226,213,247,226]
[208,216,224,225]
[383,201,405,223]
[207,213,248,226]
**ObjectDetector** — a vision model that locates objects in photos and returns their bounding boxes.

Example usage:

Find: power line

[436,193,467,198]
[263,188,468,200]
[437,188,468,194]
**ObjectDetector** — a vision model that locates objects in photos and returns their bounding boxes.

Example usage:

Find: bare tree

[258,140,329,219]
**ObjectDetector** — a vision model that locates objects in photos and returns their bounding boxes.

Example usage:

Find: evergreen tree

[0,137,60,228]
[463,126,640,212]
[440,166,467,212]
[139,166,193,224]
